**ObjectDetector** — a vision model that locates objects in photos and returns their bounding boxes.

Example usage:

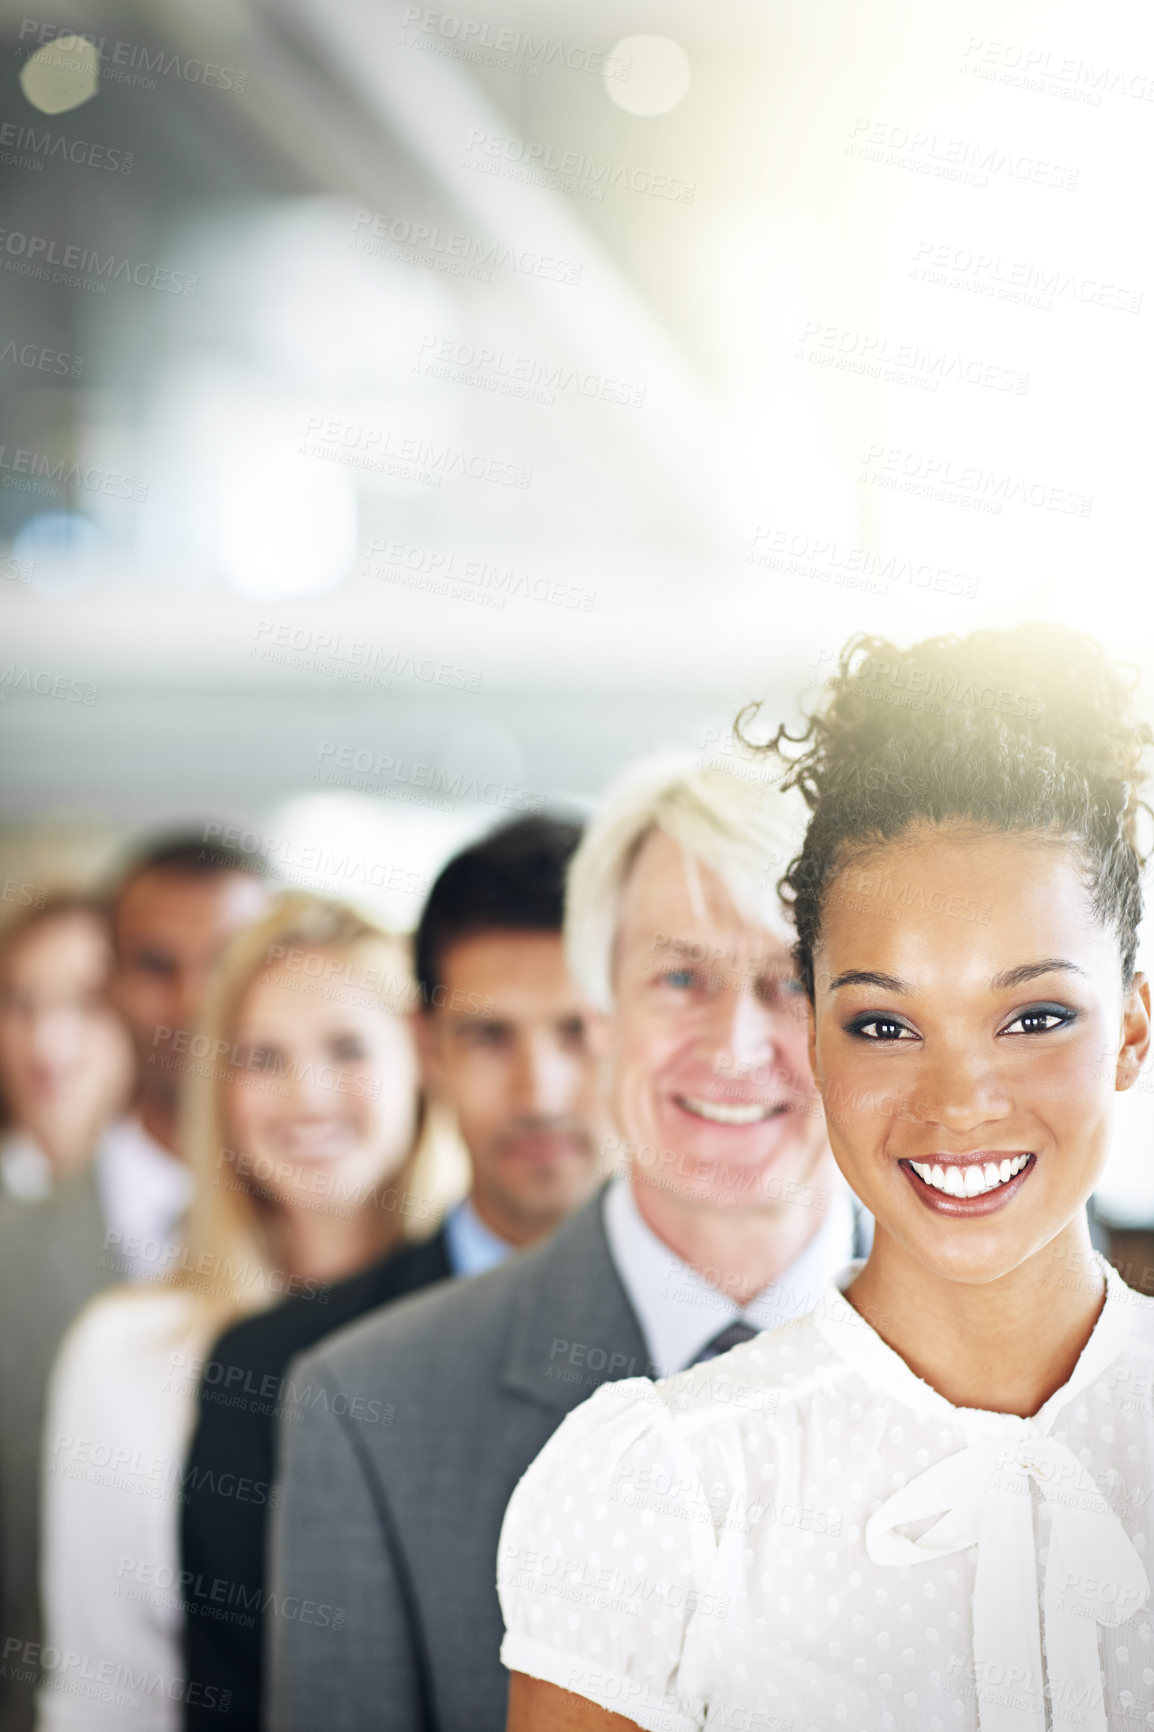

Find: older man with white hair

[266,754,868,1732]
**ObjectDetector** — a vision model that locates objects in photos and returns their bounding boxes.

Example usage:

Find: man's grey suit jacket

[268,1189,652,1732]
[0,1169,119,1732]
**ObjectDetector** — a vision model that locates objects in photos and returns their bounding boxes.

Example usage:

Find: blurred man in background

[413,813,600,1258]
[108,839,272,1211]
[266,756,869,1732]
[0,836,270,1732]
[181,813,601,1728]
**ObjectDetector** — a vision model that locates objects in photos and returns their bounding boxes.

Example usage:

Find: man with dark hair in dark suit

[181,814,599,1729]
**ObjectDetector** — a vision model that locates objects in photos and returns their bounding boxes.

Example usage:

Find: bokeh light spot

[604,36,691,117]
[19,32,100,114]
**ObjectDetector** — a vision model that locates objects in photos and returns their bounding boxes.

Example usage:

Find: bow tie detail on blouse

[866,1432,1149,1732]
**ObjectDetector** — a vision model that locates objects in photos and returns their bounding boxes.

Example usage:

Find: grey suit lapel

[49,1162,128,1289]
[0,1162,118,1308]
[499,1187,655,1416]
[498,1185,872,1416]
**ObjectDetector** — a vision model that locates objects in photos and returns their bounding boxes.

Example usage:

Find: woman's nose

[914,1046,1012,1134]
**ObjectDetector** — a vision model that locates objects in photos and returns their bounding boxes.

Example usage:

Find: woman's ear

[1115,973,1151,1091]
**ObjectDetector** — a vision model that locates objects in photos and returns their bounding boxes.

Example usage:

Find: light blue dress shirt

[602,1174,861,1378]
[443,1196,515,1277]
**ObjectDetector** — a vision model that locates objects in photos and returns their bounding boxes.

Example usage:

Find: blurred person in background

[180,813,599,1729]
[107,838,273,1212]
[36,895,430,1732]
[266,756,869,1732]
[0,897,133,1201]
[0,836,270,1732]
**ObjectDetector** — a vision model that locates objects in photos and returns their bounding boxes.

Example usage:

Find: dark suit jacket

[180,1230,453,1731]
[266,1189,653,1732]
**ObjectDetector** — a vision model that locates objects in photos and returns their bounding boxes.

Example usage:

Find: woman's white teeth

[909,1155,1029,1197]
[681,1096,773,1125]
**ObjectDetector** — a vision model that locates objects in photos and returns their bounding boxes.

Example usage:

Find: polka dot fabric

[498,1259,1154,1732]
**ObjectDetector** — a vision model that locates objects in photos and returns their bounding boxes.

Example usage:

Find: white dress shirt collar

[820,1252,1137,1429]
[602,1172,858,1378]
[0,1130,54,1202]
[94,1115,192,1280]
[818,1254,1145,1732]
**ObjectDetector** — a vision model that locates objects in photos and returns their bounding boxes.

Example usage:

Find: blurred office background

[0,0,1152,1224]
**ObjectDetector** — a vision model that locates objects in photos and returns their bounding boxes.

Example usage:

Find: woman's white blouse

[37,1287,213,1732]
[498,1261,1154,1732]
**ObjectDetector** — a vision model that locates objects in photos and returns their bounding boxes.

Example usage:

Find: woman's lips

[276,1122,358,1159]
[900,1153,1036,1216]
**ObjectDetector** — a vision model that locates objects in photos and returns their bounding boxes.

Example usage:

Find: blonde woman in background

[0,896,133,1201]
[36,895,433,1732]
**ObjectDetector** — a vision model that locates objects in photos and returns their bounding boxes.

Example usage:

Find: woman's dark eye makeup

[843,1014,915,1043]
[1000,1002,1078,1036]
[842,1001,1078,1043]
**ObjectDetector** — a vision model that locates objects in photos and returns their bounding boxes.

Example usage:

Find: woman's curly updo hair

[739,624,1152,1001]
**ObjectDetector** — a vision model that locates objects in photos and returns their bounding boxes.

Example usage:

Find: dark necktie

[691,1318,758,1365]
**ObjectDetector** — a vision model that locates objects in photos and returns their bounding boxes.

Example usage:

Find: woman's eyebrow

[829,959,1089,995]
[990,958,1087,990]
[828,970,909,993]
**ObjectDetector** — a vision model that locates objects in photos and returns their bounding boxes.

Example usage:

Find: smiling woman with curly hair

[498,623,1154,1732]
